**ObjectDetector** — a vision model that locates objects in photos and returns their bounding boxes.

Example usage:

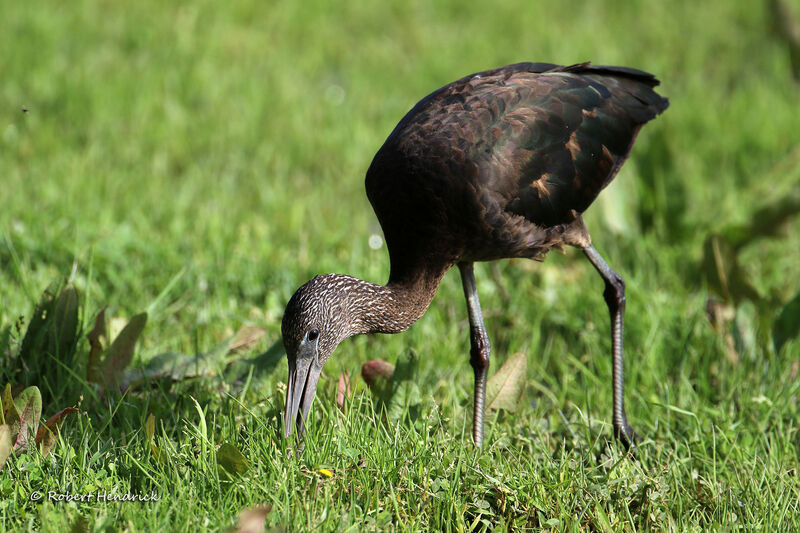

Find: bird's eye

[307,328,320,342]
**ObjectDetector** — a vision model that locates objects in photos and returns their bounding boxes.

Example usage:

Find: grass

[2,0,800,530]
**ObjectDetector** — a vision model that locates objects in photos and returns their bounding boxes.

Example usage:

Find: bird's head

[281,274,353,439]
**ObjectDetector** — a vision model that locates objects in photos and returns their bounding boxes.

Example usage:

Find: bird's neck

[344,265,449,336]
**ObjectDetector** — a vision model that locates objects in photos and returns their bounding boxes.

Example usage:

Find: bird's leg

[458,262,491,448]
[582,244,639,449]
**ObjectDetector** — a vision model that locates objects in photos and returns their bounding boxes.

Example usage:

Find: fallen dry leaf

[35,407,78,458]
[337,372,351,411]
[87,308,107,383]
[234,504,272,533]
[0,425,11,471]
[486,351,527,412]
[360,360,395,390]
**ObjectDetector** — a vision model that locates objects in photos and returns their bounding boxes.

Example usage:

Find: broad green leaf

[18,282,58,362]
[52,285,80,363]
[0,385,7,425]
[145,413,156,442]
[229,325,267,354]
[18,283,80,369]
[226,338,285,382]
[190,395,209,454]
[143,413,165,462]
[387,379,422,422]
[0,326,12,375]
[103,312,148,386]
[217,442,250,477]
[126,335,234,386]
[487,351,527,412]
[386,350,422,422]
[0,425,11,471]
[68,516,89,533]
[723,190,800,249]
[773,293,800,353]
[126,330,276,388]
[701,234,761,304]
[1,384,21,447]
[594,503,614,531]
[128,351,219,384]
[392,349,418,383]
[768,0,800,81]
[86,308,107,383]
[360,353,422,421]
[13,386,42,451]
[35,406,78,458]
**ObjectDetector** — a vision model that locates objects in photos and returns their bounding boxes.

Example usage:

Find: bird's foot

[614,421,641,451]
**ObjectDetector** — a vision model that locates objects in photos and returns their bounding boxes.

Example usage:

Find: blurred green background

[2,0,799,530]
[2,0,797,329]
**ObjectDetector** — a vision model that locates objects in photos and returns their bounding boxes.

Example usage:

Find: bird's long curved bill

[284,347,322,440]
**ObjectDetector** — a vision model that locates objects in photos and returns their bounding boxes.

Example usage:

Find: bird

[281,61,669,449]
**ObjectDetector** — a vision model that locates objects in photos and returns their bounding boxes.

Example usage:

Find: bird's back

[366,62,668,277]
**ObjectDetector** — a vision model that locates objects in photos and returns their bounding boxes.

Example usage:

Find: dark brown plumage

[282,61,669,448]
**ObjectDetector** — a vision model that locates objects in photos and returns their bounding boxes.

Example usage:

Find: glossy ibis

[282,62,668,448]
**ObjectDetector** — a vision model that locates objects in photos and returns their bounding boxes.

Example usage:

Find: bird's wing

[391,62,669,228]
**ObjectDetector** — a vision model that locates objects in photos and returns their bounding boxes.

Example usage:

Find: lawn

[2,0,800,530]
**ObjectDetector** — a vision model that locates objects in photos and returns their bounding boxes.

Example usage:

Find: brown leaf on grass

[360,360,395,390]
[34,407,78,442]
[103,312,148,386]
[230,325,267,354]
[35,407,78,458]
[337,372,351,411]
[87,308,107,383]
[0,425,11,471]
[706,298,738,365]
[486,351,527,412]
[231,504,273,533]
